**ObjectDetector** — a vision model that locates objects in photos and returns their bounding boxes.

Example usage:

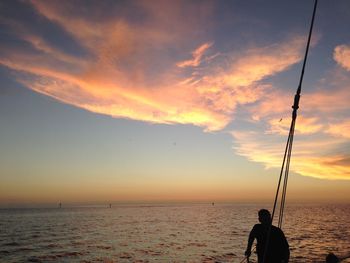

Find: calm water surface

[0,204,349,262]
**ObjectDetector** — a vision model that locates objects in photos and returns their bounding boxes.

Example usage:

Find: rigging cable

[262,0,318,263]
[273,0,318,228]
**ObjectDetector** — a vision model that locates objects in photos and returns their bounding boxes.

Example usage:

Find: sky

[1,0,350,206]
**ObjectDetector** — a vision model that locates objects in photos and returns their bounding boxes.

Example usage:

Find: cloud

[326,120,350,139]
[224,37,306,87]
[0,1,308,132]
[2,1,349,180]
[231,130,350,180]
[176,42,213,68]
[334,44,350,71]
[231,67,350,180]
[267,116,324,135]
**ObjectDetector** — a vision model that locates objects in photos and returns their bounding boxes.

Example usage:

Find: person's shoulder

[271,225,279,230]
[271,225,282,231]
[271,225,284,234]
[252,224,263,232]
[271,225,287,238]
[253,223,261,229]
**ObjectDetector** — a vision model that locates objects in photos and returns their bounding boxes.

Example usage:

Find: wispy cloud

[224,37,306,87]
[1,1,349,180]
[231,67,350,180]
[0,1,307,132]
[334,44,350,71]
[326,120,350,139]
[176,42,213,68]
[232,129,350,180]
[267,116,324,135]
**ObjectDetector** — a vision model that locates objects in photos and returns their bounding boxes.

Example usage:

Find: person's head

[258,209,272,225]
[326,253,339,263]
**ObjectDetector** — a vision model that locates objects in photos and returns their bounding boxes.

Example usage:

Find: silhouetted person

[326,253,339,263]
[245,209,290,263]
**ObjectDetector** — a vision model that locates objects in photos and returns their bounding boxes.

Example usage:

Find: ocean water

[0,203,349,263]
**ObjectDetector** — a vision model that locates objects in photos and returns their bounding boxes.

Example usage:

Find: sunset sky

[1,0,350,206]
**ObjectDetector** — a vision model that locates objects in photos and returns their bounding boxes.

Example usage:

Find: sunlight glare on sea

[0,203,349,262]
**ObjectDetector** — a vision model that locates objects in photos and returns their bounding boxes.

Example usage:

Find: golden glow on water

[0,204,349,262]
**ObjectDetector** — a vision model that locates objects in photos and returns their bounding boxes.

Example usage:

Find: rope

[261,1,318,262]
[279,121,295,227]
[240,2,318,262]
[239,256,248,263]
[276,0,318,228]
[239,247,256,263]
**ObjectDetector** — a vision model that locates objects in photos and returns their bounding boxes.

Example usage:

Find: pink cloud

[334,44,350,71]
[326,120,350,139]
[231,68,350,180]
[232,130,350,180]
[1,1,307,132]
[267,116,324,135]
[224,37,306,87]
[176,42,213,68]
[6,1,349,181]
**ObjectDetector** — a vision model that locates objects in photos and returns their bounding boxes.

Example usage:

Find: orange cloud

[176,42,213,68]
[326,120,350,139]
[231,66,350,180]
[267,116,324,135]
[224,37,306,87]
[249,68,350,127]
[5,1,349,181]
[232,130,350,180]
[334,44,350,71]
[0,1,308,132]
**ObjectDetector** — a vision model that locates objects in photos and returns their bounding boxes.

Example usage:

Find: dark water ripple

[0,204,349,262]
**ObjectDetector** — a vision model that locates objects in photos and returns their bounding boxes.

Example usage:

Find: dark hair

[258,209,271,218]
[258,209,272,224]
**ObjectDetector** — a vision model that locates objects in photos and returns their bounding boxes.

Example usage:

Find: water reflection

[0,204,349,262]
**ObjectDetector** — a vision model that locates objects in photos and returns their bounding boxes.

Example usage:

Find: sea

[0,203,349,263]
